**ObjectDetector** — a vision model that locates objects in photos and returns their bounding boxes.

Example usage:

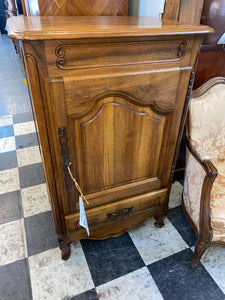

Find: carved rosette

[55,45,65,69]
[177,41,187,58]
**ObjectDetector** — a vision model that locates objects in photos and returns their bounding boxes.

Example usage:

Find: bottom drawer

[65,188,168,240]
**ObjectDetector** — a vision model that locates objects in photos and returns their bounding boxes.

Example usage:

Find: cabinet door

[45,67,190,213]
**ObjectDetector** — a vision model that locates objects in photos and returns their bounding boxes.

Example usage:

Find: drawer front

[45,37,193,76]
[65,188,167,238]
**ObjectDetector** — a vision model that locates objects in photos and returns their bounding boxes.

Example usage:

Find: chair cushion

[210,159,225,240]
[189,84,225,160]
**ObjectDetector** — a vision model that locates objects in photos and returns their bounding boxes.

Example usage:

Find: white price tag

[79,196,90,236]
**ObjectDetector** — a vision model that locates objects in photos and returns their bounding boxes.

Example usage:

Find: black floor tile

[0,125,14,138]
[148,248,225,300]
[168,206,196,247]
[0,190,22,224]
[15,132,38,149]
[0,150,17,171]
[0,259,32,300]
[13,112,33,124]
[71,288,99,300]
[19,162,45,188]
[81,233,145,287]
[24,210,58,256]
[178,178,184,186]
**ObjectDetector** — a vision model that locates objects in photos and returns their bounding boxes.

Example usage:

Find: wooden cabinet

[194,0,225,89]
[7,16,212,259]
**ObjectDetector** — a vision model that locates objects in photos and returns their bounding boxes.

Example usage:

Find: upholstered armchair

[183,77,225,268]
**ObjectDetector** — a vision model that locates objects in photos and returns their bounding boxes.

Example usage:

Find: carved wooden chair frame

[182,76,225,268]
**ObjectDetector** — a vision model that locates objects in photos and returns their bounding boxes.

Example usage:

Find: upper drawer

[45,37,193,75]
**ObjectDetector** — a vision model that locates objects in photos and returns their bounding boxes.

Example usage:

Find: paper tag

[79,196,90,236]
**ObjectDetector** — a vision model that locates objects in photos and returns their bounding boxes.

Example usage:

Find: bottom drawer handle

[107,207,134,221]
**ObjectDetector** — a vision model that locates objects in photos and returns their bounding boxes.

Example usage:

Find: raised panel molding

[69,94,172,194]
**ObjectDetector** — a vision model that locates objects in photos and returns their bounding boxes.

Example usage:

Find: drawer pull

[107,206,134,221]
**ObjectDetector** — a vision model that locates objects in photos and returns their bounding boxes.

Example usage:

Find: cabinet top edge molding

[6,16,214,40]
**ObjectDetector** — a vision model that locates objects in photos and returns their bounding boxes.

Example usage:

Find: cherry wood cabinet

[7,16,212,259]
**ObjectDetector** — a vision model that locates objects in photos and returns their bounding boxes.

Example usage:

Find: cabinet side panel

[24,53,64,236]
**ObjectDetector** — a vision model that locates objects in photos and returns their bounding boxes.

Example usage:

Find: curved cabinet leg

[61,245,71,261]
[191,238,209,268]
[154,214,165,228]
[57,236,71,260]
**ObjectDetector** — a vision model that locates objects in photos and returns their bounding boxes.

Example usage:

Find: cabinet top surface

[7,16,213,40]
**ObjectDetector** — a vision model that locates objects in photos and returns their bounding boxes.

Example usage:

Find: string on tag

[67,162,89,205]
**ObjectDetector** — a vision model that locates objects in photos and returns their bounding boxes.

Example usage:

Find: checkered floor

[2,107,225,300]
[1,34,225,300]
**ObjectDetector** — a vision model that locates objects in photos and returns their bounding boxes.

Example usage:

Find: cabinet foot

[58,236,71,260]
[154,215,165,228]
[61,246,71,260]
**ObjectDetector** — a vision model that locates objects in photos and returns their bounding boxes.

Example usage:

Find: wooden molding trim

[191,77,225,99]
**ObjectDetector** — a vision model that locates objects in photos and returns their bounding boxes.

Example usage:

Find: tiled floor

[1,34,225,300]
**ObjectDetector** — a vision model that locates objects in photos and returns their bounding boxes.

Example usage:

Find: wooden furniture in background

[21,0,128,16]
[194,0,225,89]
[163,0,205,24]
[4,0,17,18]
[7,16,212,259]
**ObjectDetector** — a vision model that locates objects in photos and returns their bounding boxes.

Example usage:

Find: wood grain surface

[163,0,205,24]
[6,16,213,40]
[21,0,128,16]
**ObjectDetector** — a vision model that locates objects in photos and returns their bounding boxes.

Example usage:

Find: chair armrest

[185,138,218,240]
[186,138,218,178]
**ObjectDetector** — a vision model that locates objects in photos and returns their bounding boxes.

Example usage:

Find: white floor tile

[97,267,163,300]
[0,136,15,153]
[0,115,13,126]
[17,146,41,167]
[0,168,20,194]
[21,183,51,217]
[201,247,225,294]
[14,121,36,136]
[0,219,27,266]
[169,181,183,209]
[129,217,188,265]
[29,243,94,300]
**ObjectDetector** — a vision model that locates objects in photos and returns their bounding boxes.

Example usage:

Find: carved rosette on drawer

[55,39,188,70]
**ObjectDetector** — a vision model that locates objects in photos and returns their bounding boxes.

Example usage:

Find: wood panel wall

[21,0,128,16]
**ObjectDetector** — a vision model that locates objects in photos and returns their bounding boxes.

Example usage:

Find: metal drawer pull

[107,206,134,221]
